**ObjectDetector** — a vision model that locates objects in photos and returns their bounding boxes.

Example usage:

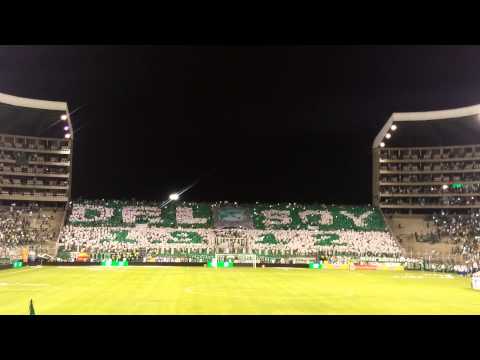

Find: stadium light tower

[169,193,180,201]
[159,179,202,209]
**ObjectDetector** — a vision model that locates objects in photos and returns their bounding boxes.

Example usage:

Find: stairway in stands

[384,213,461,261]
[35,207,66,256]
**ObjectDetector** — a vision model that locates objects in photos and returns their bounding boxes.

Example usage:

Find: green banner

[101,259,129,266]
[207,260,234,268]
[213,207,253,229]
[12,260,23,268]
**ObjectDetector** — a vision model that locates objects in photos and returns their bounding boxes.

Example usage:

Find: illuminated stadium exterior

[0,92,73,204]
[0,92,73,257]
[373,104,480,213]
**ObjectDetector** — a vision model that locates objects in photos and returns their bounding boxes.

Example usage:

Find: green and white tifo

[1,266,479,315]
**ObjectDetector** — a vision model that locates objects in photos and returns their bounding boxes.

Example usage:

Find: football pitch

[0,265,479,315]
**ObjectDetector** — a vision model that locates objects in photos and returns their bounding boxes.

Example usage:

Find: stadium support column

[372,147,380,207]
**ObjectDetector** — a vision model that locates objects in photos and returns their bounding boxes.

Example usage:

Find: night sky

[1,45,480,204]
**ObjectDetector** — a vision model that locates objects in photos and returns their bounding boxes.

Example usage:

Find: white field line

[0,266,41,277]
[0,282,49,287]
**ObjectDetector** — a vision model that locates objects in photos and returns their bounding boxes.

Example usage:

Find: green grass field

[0,265,479,315]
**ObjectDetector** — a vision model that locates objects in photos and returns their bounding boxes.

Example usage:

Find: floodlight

[61,114,68,121]
[64,133,71,139]
[385,133,391,139]
[380,142,385,148]
[442,184,448,190]
[169,193,180,201]
[391,124,397,131]
[63,126,69,131]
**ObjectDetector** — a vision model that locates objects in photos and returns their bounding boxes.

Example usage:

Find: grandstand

[6,46,480,315]
[0,92,73,258]
[58,201,401,263]
[3,95,480,315]
[4,91,475,268]
[373,105,480,263]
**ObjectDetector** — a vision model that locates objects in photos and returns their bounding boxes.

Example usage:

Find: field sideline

[0,266,479,315]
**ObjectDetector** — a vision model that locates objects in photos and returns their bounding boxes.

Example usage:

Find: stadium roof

[373,104,480,149]
[0,92,71,139]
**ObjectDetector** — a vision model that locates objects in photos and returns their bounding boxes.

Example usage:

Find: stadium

[2,49,480,315]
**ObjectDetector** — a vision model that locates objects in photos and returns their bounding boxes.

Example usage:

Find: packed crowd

[69,200,213,228]
[453,262,479,275]
[417,261,480,275]
[58,200,402,261]
[433,210,480,238]
[429,210,480,263]
[59,225,402,261]
[67,200,387,231]
[0,203,56,251]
